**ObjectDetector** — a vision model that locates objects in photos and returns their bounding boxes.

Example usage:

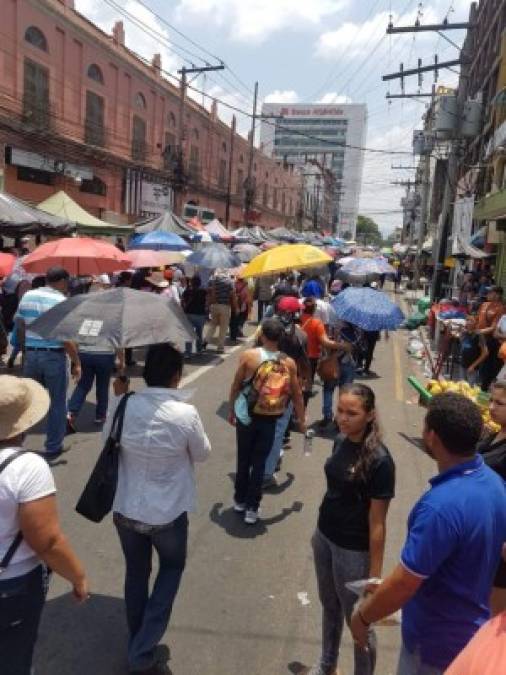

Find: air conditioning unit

[461,100,483,138]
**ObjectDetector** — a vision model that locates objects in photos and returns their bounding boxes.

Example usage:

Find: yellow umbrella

[241,243,332,278]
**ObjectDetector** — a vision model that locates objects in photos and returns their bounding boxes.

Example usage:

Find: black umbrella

[28,288,195,350]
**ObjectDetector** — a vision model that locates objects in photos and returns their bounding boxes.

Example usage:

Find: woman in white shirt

[108,344,210,675]
[0,375,88,675]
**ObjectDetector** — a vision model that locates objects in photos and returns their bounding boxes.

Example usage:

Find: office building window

[85,90,105,147]
[24,26,47,51]
[132,115,147,161]
[23,59,49,128]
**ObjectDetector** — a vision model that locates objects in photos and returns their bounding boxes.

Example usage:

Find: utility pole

[225,115,236,228]
[381,12,475,299]
[431,48,472,301]
[243,81,258,226]
[176,64,225,212]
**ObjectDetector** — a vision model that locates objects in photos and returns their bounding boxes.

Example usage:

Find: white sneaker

[244,509,258,525]
[233,501,246,512]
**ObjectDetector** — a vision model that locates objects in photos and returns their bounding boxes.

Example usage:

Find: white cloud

[318,92,352,104]
[359,122,416,235]
[175,0,347,43]
[316,6,440,60]
[264,90,300,104]
[75,0,181,73]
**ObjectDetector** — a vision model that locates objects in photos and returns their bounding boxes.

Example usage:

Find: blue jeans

[322,360,356,420]
[24,349,67,454]
[114,512,188,671]
[185,314,207,355]
[264,403,293,478]
[68,352,115,419]
[396,644,444,675]
[0,565,48,675]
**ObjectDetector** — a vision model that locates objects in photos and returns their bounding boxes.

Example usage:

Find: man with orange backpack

[228,318,306,524]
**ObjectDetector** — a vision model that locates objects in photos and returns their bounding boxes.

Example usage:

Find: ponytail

[340,383,383,481]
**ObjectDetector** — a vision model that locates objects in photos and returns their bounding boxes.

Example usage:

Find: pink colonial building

[0,0,301,228]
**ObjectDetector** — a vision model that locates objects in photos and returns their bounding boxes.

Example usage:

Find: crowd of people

[0,253,505,675]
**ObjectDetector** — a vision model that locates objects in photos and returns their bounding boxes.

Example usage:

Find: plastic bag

[345,578,401,626]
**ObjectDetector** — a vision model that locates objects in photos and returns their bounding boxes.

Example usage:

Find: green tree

[356,215,382,246]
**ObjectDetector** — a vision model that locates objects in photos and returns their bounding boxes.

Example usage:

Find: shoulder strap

[0,450,27,573]
[110,392,135,443]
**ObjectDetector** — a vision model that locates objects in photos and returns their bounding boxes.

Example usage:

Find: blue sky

[76,0,472,234]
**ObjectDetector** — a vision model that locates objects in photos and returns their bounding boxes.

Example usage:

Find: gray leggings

[312,528,377,675]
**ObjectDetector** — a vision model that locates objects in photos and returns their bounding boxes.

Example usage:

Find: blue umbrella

[186,243,241,269]
[128,230,190,251]
[330,287,405,330]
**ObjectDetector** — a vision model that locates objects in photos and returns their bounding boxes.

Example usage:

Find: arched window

[239,154,244,164]
[87,64,104,84]
[135,92,146,110]
[25,26,48,52]
[222,141,227,153]
[193,128,199,141]
[167,111,176,128]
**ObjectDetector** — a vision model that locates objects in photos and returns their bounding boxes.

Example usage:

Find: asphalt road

[26,314,435,675]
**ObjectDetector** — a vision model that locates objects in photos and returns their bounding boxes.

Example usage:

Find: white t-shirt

[315,298,331,326]
[0,448,56,579]
[497,314,506,335]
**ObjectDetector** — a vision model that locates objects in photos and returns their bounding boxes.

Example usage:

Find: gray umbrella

[186,243,241,269]
[232,243,260,262]
[0,192,74,236]
[28,288,195,350]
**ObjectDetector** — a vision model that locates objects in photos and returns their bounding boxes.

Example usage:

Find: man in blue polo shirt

[16,267,81,460]
[350,392,506,675]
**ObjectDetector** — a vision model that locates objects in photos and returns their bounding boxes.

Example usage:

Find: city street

[28,315,434,675]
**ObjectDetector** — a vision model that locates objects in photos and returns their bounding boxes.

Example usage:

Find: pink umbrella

[0,252,16,277]
[126,249,185,268]
[22,237,131,275]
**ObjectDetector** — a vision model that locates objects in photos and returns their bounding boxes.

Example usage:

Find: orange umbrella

[0,252,16,277]
[22,237,131,275]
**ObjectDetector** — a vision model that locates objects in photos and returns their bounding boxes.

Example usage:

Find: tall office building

[260,102,367,238]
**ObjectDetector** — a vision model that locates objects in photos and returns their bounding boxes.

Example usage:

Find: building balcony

[474,188,506,221]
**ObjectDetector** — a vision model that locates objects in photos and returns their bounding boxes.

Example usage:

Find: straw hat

[146,271,169,288]
[0,376,50,440]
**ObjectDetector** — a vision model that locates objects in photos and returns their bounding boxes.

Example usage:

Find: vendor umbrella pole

[417,327,438,380]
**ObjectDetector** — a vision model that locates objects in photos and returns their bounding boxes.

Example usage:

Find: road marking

[181,343,245,388]
[393,335,404,402]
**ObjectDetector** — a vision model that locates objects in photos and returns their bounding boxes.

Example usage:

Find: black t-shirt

[318,435,395,551]
[182,288,207,315]
[478,433,506,481]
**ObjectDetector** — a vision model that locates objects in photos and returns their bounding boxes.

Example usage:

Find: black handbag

[75,393,134,523]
